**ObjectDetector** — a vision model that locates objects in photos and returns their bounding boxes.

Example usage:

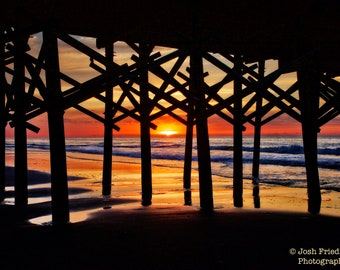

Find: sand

[1,151,340,269]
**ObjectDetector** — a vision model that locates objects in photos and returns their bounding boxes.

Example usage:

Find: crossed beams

[3,31,339,138]
[2,26,340,219]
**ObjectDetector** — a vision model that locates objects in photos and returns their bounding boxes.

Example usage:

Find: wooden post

[190,50,214,211]
[251,60,264,209]
[13,34,28,207]
[183,108,194,206]
[102,41,114,196]
[139,42,152,206]
[297,57,321,214]
[190,1,213,210]
[43,29,70,224]
[233,54,243,207]
[0,28,6,201]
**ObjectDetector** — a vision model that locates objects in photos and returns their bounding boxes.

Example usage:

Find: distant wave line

[5,141,338,156]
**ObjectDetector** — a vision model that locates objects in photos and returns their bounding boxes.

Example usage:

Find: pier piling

[139,42,153,206]
[251,60,265,209]
[0,29,6,201]
[233,55,243,208]
[43,29,70,223]
[297,56,322,214]
[190,50,214,211]
[2,0,340,219]
[13,33,28,207]
[183,109,194,206]
[102,41,114,196]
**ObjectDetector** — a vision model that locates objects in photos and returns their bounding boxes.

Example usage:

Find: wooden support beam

[58,33,126,72]
[260,105,294,126]
[149,65,245,131]
[8,39,188,133]
[109,100,157,130]
[99,90,158,129]
[73,103,105,122]
[297,56,321,214]
[43,29,70,224]
[111,72,189,125]
[244,78,301,124]
[25,51,81,89]
[190,49,213,210]
[177,67,239,126]
[151,53,187,106]
[24,54,47,99]
[149,102,187,125]
[201,81,243,127]
[148,62,194,101]
[229,54,301,113]
[73,103,120,131]
[244,82,299,125]
[131,52,161,66]
[7,91,45,124]
[317,83,340,126]
[321,74,340,90]
[141,52,189,124]
[318,110,340,128]
[319,86,333,103]
[204,52,302,123]
[15,72,109,122]
[111,105,141,125]
[139,42,152,206]
[0,28,6,201]
[129,42,185,69]
[102,42,114,196]
[146,82,190,117]
[241,93,258,117]
[89,61,156,126]
[183,105,194,206]
[25,43,47,98]
[118,81,142,113]
[111,88,128,117]
[251,60,264,209]
[192,3,214,210]
[13,33,28,207]
[233,54,243,208]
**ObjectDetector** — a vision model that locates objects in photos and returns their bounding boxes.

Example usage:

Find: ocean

[6,135,340,192]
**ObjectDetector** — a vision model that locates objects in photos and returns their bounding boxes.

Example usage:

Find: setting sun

[158,130,178,136]
[151,116,186,137]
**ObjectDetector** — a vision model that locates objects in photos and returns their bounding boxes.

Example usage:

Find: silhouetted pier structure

[1,0,340,223]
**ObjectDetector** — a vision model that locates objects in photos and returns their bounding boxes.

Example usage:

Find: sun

[151,117,185,137]
[158,130,178,136]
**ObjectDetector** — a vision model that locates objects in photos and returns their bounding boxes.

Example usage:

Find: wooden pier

[1,0,340,223]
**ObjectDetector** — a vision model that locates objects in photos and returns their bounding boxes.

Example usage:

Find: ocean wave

[5,136,340,192]
[213,144,340,156]
[7,139,340,171]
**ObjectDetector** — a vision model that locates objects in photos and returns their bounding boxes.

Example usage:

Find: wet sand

[1,152,340,269]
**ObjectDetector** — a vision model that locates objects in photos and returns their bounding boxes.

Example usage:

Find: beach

[5,146,340,217]
[3,2,340,267]
[1,148,340,269]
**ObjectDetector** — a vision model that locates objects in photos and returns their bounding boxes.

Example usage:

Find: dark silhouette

[1,0,340,223]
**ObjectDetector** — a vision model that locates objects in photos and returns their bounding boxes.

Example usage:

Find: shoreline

[3,151,340,218]
[2,151,340,269]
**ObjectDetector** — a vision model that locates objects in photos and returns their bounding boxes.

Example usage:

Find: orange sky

[6,110,340,138]
[5,35,340,138]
